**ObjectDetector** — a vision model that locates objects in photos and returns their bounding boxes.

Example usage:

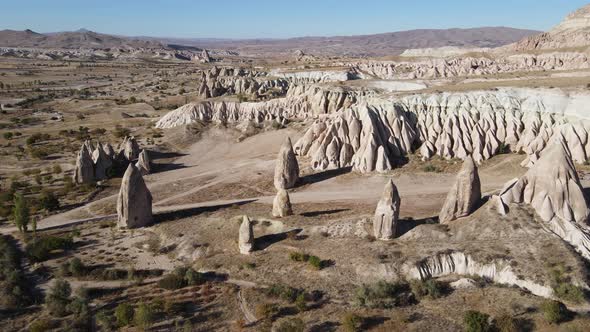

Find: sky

[2,0,589,39]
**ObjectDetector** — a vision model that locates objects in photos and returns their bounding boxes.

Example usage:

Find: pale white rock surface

[373,179,401,240]
[239,216,254,254]
[439,157,481,223]
[93,144,113,181]
[73,143,94,184]
[272,189,293,218]
[117,164,153,229]
[274,137,300,190]
[136,149,151,175]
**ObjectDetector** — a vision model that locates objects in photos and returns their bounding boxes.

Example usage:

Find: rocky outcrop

[498,140,590,259]
[102,143,116,159]
[239,216,254,254]
[73,143,94,184]
[272,189,293,218]
[93,144,113,181]
[373,179,401,240]
[274,137,300,190]
[117,164,153,229]
[119,136,140,161]
[136,149,151,175]
[439,157,481,223]
[403,251,552,297]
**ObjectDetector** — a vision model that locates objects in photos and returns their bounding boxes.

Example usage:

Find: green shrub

[3,132,13,140]
[29,318,53,332]
[463,310,491,332]
[185,268,205,286]
[46,279,71,317]
[308,255,323,270]
[341,313,364,332]
[255,302,279,320]
[158,273,186,290]
[410,279,446,299]
[266,284,302,302]
[115,303,134,327]
[26,235,74,262]
[39,190,60,211]
[553,283,585,304]
[540,300,568,324]
[289,252,309,262]
[275,317,305,332]
[12,193,30,233]
[68,257,86,277]
[494,313,517,332]
[52,164,62,174]
[134,302,154,330]
[423,164,438,172]
[355,280,412,308]
[295,293,306,312]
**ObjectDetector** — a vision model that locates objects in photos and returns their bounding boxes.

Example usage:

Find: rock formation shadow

[149,150,188,160]
[298,166,352,187]
[153,199,257,224]
[151,162,190,173]
[301,209,350,217]
[256,229,302,250]
[397,216,440,237]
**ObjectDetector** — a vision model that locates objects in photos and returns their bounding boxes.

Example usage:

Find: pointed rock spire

[73,143,94,184]
[272,189,293,218]
[93,144,113,181]
[136,149,151,175]
[117,164,153,229]
[119,136,140,161]
[274,137,300,190]
[439,157,482,223]
[373,179,401,240]
[239,215,254,254]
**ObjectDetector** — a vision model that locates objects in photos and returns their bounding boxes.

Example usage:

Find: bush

[463,310,491,332]
[423,164,438,172]
[185,268,205,286]
[553,283,585,304]
[266,284,302,303]
[540,300,568,324]
[26,235,74,262]
[295,293,306,312]
[39,190,60,211]
[134,302,154,329]
[3,132,13,140]
[115,303,134,327]
[158,273,186,290]
[355,281,413,308]
[410,279,446,299]
[52,164,62,174]
[0,235,32,308]
[12,193,30,233]
[289,252,309,262]
[46,279,71,316]
[255,302,279,320]
[68,257,86,277]
[494,313,517,332]
[308,255,323,270]
[341,313,364,332]
[275,318,305,332]
[30,318,53,332]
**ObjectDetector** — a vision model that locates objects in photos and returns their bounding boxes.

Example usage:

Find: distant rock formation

[373,179,401,240]
[239,216,254,254]
[93,143,113,181]
[439,157,481,223]
[136,149,151,175]
[498,139,590,259]
[117,164,153,229]
[102,142,116,159]
[73,143,94,184]
[272,189,293,217]
[274,137,300,190]
[201,49,211,63]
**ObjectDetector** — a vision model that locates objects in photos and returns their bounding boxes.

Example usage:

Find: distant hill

[0,29,165,49]
[161,27,540,57]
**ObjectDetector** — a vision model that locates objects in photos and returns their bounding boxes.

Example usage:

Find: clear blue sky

[2,0,589,39]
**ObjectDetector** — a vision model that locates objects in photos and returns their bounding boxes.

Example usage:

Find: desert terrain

[2,3,590,332]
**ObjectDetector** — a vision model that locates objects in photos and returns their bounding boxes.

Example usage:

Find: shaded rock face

[120,136,140,161]
[272,189,293,218]
[499,140,590,259]
[373,179,401,240]
[102,143,116,159]
[73,143,94,184]
[274,137,300,190]
[136,149,151,175]
[439,157,481,223]
[239,216,254,254]
[117,164,153,229]
[93,144,113,181]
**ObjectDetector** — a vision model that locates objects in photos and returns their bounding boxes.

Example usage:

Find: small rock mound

[439,157,481,223]
[373,179,401,240]
[239,216,254,254]
[272,189,293,218]
[117,164,153,229]
[274,137,300,190]
[498,139,590,259]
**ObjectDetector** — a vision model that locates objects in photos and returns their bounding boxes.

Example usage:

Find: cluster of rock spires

[117,163,153,229]
[73,136,148,184]
[295,90,590,173]
[496,140,590,259]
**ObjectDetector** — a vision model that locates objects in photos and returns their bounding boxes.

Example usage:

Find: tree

[464,310,491,332]
[12,193,30,233]
[115,303,134,327]
[39,190,60,211]
[46,279,71,316]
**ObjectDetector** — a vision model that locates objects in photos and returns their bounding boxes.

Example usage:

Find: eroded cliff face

[295,89,590,173]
